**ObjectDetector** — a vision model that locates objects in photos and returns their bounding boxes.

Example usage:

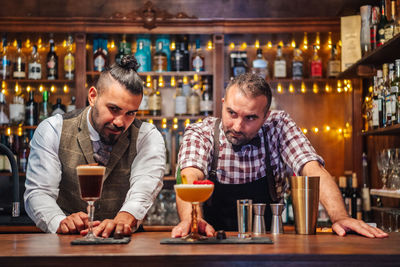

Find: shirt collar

[86,107,100,142]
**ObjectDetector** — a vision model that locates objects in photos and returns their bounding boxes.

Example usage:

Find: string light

[37,37,43,50]
[184,119,191,128]
[25,38,31,48]
[327,32,332,49]
[240,42,247,50]
[312,127,319,133]
[6,126,11,136]
[193,74,199,82]
[255,39,260,49]
[315,32,320,50]
[267,41,273,49]
[302,128,308,134]
[325,83,331,93]
[196,118,203,123]
[39,84,44,93]
[183,76,188,84]
[13,39,17,48]
[229,42,235,49]
[324,125,331,132]
[172,118,179,130]
[369,85,373,93]
[337,80,342,93]
[109,39,115,50]
[146,75,152,88]
[161,118,167,129]
[301,82,306,93]
[170,41,176,50]
[50,85,56,93]
[277,83,283,94]
[291,38,296,48]
[63,39,67,48]
[289,83,295,93]
[1,81,6,94]
[158,76,164,88]
[312,83,319,94]
[207,40,213,50]
[26,85,32,92]
[15,83,20,94]
[148,119,154,124]
[86,41,90,50]
[17,125,23,136]
[171,76,176,87]
[278,40,284,47]
[303,32,308,50]
[63,84,69,93]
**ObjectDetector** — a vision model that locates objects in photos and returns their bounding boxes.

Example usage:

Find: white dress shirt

[24,109,165,233]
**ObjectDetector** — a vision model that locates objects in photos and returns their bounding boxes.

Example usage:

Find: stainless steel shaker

[270,203,284,234]
[252,203,266,235]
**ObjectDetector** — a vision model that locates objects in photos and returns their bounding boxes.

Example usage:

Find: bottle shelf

[86,71,213,77]
[0,126,37,130]
[361,124,400,136]
[266,78,341,83]
[136,115,206,121]
[1,79,75,84]
[370,189,400,199]
[0,172,25,177]
[338,33,400,78]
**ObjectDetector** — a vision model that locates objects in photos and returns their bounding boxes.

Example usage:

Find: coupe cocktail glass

[174,183,214,241]
[76,165,106,240]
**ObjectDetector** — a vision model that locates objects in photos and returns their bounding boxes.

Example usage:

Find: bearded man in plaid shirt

[171,72,386,239]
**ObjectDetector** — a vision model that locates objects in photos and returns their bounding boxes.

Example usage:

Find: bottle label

[13,61,26,78]
[51,107,65,116]
[9,103,25,124]
[175,96,187,115]
[253,58,267,69]
[200,100,213,113]
[233,66,246,77]
[192,56,204,72]
[28,62,42,79]
[372,99,379,127]
[187,95,200,115]
[274,61,286,78]
[327,61,341,77]
[138,94,149,111]
[25,105,36,126]
[292,61,303,78]
[384,26,394,42]
[148,95,161,111]
[94,56,105,72]
[370,26,377,49]
[311,60,322,77]
[390,94,397,121]
[153,55,167,72]
[386,96,392,118]
[135,54,149,72]
[64,54,75,72]
[378,28,386,45]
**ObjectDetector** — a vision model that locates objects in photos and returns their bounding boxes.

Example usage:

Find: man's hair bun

[119,55,140,72]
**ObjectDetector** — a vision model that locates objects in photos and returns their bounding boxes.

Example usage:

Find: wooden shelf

[0,172,26,176]
[137,115,205,121]
[266,78,340,83]
[86,71,213,77]
[338,33,400,78]
[0,125,37,129]
[370,188,400,199]
[1,79,75,83]
[361,124,400,136]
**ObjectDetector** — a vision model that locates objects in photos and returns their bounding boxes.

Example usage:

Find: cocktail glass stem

[191,202,199,235]
[86,201,95,239]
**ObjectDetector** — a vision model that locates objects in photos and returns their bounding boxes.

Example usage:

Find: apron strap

[262,127,278,203]
[209,118,221,183]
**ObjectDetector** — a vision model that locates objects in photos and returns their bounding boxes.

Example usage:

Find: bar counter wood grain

[1,232,399,266]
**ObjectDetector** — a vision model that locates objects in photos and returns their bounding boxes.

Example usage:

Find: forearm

[301,161,349,223]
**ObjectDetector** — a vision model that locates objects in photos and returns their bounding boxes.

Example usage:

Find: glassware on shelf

[377,149,391,189]
[387,148,400,190]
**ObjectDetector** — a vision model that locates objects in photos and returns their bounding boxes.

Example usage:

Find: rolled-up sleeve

[120,122,165,220]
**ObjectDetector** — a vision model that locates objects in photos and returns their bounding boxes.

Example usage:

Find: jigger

[270,203,284,234]
[252,203,266,235]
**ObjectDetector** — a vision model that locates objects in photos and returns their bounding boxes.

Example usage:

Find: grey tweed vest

[56,107,141,220]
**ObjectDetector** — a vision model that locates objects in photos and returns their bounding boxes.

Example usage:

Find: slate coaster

[71,237,131,245]
[160,236,273,244]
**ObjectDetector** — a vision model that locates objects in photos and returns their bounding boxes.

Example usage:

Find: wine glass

[388,148,400,190]
[76,165,106,240]
[174,183,214,241]
[377,150,390,189]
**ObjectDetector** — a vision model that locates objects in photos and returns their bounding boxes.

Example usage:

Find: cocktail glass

[76,165,106,240]
[174,183,214,241]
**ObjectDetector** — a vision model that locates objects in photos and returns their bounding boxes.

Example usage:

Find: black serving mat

[71,237,131,245]
[160,236,273,244]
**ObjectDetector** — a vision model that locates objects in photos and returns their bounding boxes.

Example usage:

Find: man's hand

[171,218,215,238]
[56,212,100,234]
[332,217,388,238]
[80,211,136,238]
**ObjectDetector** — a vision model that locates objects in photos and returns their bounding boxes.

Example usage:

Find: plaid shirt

[178,110,324,200]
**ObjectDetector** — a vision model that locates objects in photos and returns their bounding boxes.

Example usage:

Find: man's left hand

[332,217,388,238]
[80,211,137,238]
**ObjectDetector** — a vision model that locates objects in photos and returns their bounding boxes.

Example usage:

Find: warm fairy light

[277,83,283,94]
[25,38,31,48]
[345,122,350,128]
[86,42,90,50]
[161,118,167,128]
[146,75,152,88]
[312,83,319,94]
[50,85,56,93]
[158,76,164,88]
[313,127,319,133]
[183,76,189,84]
[325,83,331,93]
[172,117,179,130]
[63,84,69,93]
[241,42,247,50]
[229,42,235,49]
[303,32,308,50]
[15,83,20,93]
[1,81,6,90]
[324,125,331,132]
[63,39,67,48]
[196,118,203,123]
[207,40,213,50]
[289,83,295,93]
[184,119,191,128]
[365,96,370,102]
[39,84,44,93]
[338,40,342,47]
[26,85,32,92]
[327,32,332,49]
[278,41,284,47]
[267,41,273,49]
[291,39,296,48]
[302,128,308,134]
[37,37,43,50]
[6,127,11,136]
[193,74,199,82]
[171,76,176,87]
[255,39,260,49]
[337,128,343,134]
[337,80,342,93]
[301,82,306,93]
[17,125,23,136]
[13,39,17,48]
[171,41,176,50]
[315,32,320,50]
[148,119,154,124]
[110,39,115,49]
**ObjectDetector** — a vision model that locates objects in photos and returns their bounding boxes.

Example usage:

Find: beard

[91,105,125,145]
[224,129,252,146]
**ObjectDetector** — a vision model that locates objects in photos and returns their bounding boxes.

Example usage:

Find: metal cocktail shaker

[252,203,266,235]
[270,203,284,234]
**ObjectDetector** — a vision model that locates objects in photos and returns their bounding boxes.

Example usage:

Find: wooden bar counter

[0,231,399,266]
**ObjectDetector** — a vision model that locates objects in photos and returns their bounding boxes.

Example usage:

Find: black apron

[203,119,278,231]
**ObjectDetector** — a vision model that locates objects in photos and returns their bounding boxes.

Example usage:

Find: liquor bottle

[343,176,352,216]
[28,45,42,80]
[370,6,379,51]
[25,91,38,126]
[171,42,185,72]
[9,94,25,125]
[377,0,388,47]
[39,91,52,122]
[19,134,30,173]
[0,37,11,79]
[231,51,248,78]
[64,35,75,80]
[338,176,347,206]
[66,96,76,113]
[252,48,268,79]
[350,173,362,220]
[393,59,400,124]
[182,35,190,71]
[187,81,200,116]
[47,38,58,80]
[93,38,108,72]
[115,35,127,66]
[292,46,303,80]
[310,45,322,78]
[155,35,171,71]
[384,0,400,41]
[135,40,150,72]
[191,39,205,72]
[137,81,149,116]
[174,80,187,116]
[327,45,341,78]
[200,77,213,116]
[12,40,26,79]
[373,70,384,128]
[0,92,9,125]
[51,98,66,116]
[152,41,167,72]
[274,45,286,78]
[382,64,389,126]
[148,79,162,116]
[361,153,372,222]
